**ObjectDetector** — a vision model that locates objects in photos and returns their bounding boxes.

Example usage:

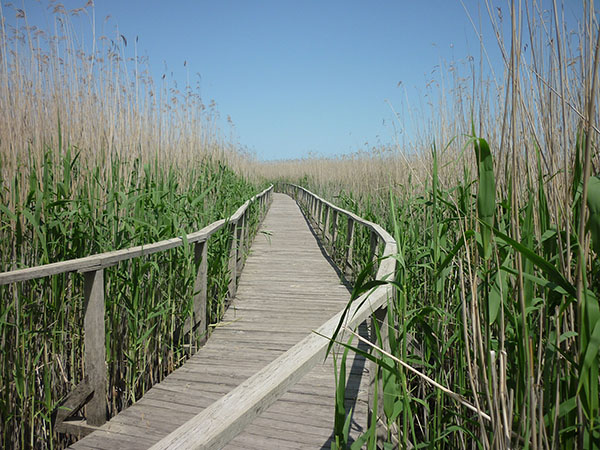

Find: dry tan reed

[0,1,254,209]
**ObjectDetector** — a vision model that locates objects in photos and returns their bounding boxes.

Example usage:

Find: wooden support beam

[83,269,107,427]
[345,218,355,278]
[369,230,380,277]
[317,200,323,230]
[236,213,245,273]
[228,221,238,299]
[323,204,330,241]
[243,208,250,254]
[190,240,208,344]
[58,419,100,439]
[55,377,94,432]
[330,210,338,255]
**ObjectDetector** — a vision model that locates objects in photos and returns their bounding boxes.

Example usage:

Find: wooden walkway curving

[70,193,369,449]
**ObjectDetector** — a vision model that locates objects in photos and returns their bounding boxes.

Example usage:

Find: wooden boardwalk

[70,193,369,449]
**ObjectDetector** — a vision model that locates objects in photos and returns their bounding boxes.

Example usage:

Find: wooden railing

[0,185,273,435]
[150,184,397,450]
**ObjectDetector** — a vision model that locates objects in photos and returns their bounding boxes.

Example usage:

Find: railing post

[345,218,355,278]
[369,230,380,276]
[243,207,250,254]
[236,213,245,273]
[259,195,264,217]
[330,210,338,255]
[228,220,238,299]
[317,200,323,230]
[192,240,208,344]
[83,269,107,426]
[323,204,330,240]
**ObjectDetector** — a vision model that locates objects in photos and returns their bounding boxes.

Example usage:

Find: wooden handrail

[150,184,397,450]
[0,185,273,433]
[0,185,273,284]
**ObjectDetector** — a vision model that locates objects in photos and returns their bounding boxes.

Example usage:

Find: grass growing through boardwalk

[267,3,600,448]
[0,4,262,449]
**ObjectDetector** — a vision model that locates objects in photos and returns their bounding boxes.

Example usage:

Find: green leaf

[389,399,404,423]
[333,336,352,445]
[488,271,503,325]
[587,175,600,255]
[0,203,18,221]
[558,396,578,418]
[435,230,475,279]
[581,321,600,373]
[325,259,387,358]
[473,137,496,259]
[350,428,372,450]
[559,331,578,343]
[382,356,398,421]
[493,226,577,298]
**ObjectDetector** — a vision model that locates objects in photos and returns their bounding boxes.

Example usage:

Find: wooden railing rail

[285,184,391,281]
[0,185,273,435]
[150,184,397,450]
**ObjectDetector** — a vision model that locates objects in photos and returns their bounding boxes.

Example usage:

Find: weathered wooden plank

[330,209,338,253]
[184,240,208,341]
[70,428,158,449]
[148,286,390,449]
[55,377,94,432]
[227,221,238,299]
[58,419,100,440]
[83,270,107,427]
[236,213,245,274]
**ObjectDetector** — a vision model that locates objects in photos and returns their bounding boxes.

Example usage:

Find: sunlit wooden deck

[70,193,370,449]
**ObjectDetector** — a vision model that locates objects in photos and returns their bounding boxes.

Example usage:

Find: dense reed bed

[264,2,600,448]
[0,3,261,449]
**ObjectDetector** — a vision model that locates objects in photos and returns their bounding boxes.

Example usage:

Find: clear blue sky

[5,1,585,160]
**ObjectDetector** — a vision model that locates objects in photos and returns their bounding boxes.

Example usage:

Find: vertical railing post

[323,203,329,239]
[192,239,208,345]
[243,206,250,255]
[369,229,380,277]
[323,205,332,240]
[83,269,107,426]
[317,200,323,230]
[330,210,338,257]
[345,218,355,278]
[236,212,245,273]
[259,195,264,217]
[228,220,238,299]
